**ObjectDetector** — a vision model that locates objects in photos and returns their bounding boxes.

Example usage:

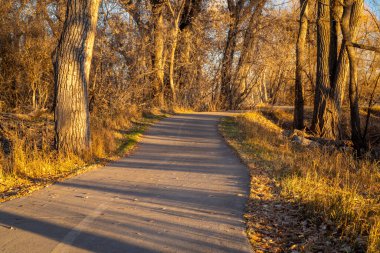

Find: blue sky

[366,0,379,17]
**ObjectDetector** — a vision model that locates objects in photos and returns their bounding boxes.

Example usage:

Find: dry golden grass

[171,106,195,113]
[0,109,166,201]
[223,111,380,252]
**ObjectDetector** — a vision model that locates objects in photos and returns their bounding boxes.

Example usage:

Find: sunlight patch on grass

[242,112,283,134]
[172,106,194,113]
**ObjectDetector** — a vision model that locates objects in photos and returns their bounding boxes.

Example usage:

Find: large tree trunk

[311,0,339,138]
[54,0,101,155]
[312,0,362,139]
[151,0,165,107]
[294,0,308,130]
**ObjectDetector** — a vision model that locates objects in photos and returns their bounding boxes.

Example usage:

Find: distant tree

[219,0,266,110]
[166,0,202,105]
[166,0,186,105]
[177,0,202,106]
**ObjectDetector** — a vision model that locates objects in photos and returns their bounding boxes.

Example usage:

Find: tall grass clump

[0,129,85,188]
[0,108,163,198]
[232,111,380,252]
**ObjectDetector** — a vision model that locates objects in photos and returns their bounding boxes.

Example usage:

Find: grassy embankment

[0,108,166,202]
[220,109,379,252]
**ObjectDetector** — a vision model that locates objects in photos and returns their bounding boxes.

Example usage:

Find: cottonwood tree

[166,0,201,105]
[311,0,340,138]
[219,0,266,110]
[297,0,378,151]
[54,0,101,155]
[150,0,166,106]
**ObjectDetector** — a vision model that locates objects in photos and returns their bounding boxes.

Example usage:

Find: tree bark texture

[54,0,101,155]
[341,0,367,151]
[312,0,339,139]
[151,0,165,106]
[333,0,361,110]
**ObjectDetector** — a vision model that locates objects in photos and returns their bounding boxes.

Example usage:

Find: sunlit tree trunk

[151,0,165,107]
[294,0,308,130]
[333,0,360,112]
[261,70,268,103]
[54,0,101,155]
[333,49,349,113]
[167,0,186,106]
[169,26,179,105]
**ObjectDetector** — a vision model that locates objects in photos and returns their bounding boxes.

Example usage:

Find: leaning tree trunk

[169,24,179,105]
[151,0,165,107]
[294,0,308,130]
[341,0,367,152]
[311,0,339,139]
[333,0,361,111]
[54,0,101,155]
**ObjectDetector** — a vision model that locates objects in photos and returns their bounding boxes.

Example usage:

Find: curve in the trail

[0,113,252,253]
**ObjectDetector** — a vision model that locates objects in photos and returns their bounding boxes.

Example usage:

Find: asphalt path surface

[0,113,252,253]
